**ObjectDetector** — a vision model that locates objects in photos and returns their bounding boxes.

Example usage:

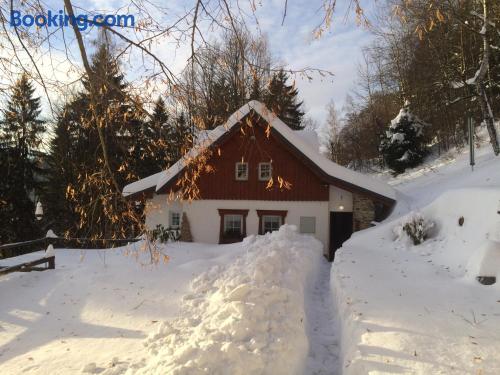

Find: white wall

[329,186,353,212]
[145,185,353,253]
[145,194,329,249]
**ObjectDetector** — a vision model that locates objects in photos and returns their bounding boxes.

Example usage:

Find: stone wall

[353,194,375,231]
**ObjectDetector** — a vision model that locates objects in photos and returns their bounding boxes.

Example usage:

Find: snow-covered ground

[0,226,326,374]
[0,242,242,374]
[333,140,500,373]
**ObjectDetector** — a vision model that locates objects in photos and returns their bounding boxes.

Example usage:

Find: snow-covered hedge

[124,225,322,375]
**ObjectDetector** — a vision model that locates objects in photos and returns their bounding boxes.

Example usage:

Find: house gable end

[157,110,330,201]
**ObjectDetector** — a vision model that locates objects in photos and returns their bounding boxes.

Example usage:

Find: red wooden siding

[193,115,329,201]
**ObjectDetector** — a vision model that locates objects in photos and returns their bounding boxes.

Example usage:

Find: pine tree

[249,74,261,101]
[379,101,428,175]
[42,95,89,235]
[171,112,193,162]
[263,69,305,130]
[0,74,46,242]
[139,97,174,176]
[46,43,145,238]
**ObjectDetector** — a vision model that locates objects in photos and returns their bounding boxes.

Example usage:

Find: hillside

[332,139,500,373]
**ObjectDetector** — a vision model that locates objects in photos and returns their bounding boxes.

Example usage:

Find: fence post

[47,256,55,270]
[45,230,57,270]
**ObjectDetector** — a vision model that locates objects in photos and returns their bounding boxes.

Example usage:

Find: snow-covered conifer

[379,101,428,175]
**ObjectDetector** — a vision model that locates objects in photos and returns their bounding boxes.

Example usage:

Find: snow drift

[101,225,323,375]
[332,187,500,374]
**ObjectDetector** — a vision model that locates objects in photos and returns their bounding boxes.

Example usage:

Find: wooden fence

[0,232,142,276]
[0,236,57,276]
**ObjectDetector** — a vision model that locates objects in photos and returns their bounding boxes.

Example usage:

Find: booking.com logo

[10,10,135,31]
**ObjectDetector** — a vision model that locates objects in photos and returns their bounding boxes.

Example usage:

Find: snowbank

[110,225,323,375]
[332,187,500,374]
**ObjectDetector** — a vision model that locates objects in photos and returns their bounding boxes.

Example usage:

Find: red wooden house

[124,101,396,260]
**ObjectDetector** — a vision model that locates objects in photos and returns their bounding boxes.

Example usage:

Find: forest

[325,0,500,171]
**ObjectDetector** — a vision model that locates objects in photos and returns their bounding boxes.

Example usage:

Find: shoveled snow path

[305,258,339,374]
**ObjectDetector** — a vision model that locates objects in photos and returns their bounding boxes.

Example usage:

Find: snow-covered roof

[295,130,320,152]
[123,171,163,197]
[123,101,396,202]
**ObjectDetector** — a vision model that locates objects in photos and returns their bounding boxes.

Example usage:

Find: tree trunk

[477,82,499,155]
[475,0,499,155]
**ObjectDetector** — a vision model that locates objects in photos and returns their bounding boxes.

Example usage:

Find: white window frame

[258,162,272,181]
[262,215,282,233]
[224,214,243,235]
[235,162,248,181]
[169,211,181,229]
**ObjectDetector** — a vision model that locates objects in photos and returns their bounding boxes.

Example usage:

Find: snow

[467,240,500,279]
[396,150,412,162]
[389,105,426,137]
[44,244,55,258]
[466,69,481,85]
[124,101,396,202]
[295,129,321,152]
[332,137,500,373]
[0,226,326,374]
[46,230,58,239]
[451,81,465,89]
[390,132,405,143]
[304,258,340,374]
[0,242,242,374]
[122,171,163,197]
[114,225,323,375]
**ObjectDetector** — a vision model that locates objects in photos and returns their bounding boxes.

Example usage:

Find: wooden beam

[0,256,55,276]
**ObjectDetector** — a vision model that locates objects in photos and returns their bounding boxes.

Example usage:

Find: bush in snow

[147,224,180,243]
[379,101,428,175]
[394,212,434,245]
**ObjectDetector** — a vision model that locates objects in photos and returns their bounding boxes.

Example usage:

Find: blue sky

[7,0,376,125]
[250,0,375,122]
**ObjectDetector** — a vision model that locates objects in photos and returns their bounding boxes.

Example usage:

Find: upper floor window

[258,162,272,181]
[235,162,248,181]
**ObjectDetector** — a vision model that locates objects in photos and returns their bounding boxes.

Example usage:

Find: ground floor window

[256,210,287,235]
[169,211,181,229]
[224,214,243,235]
[262,215,282,233]
[218,209,249,244]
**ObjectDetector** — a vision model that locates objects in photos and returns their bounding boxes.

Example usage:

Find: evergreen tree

[42,95,88,235]
[171,112,193,162]
[46,43,145,238]
[139,97,174,176]
[263,69,305,130]
[379,101,428,175]
[249,75,261,101]
[0,74,46,242]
